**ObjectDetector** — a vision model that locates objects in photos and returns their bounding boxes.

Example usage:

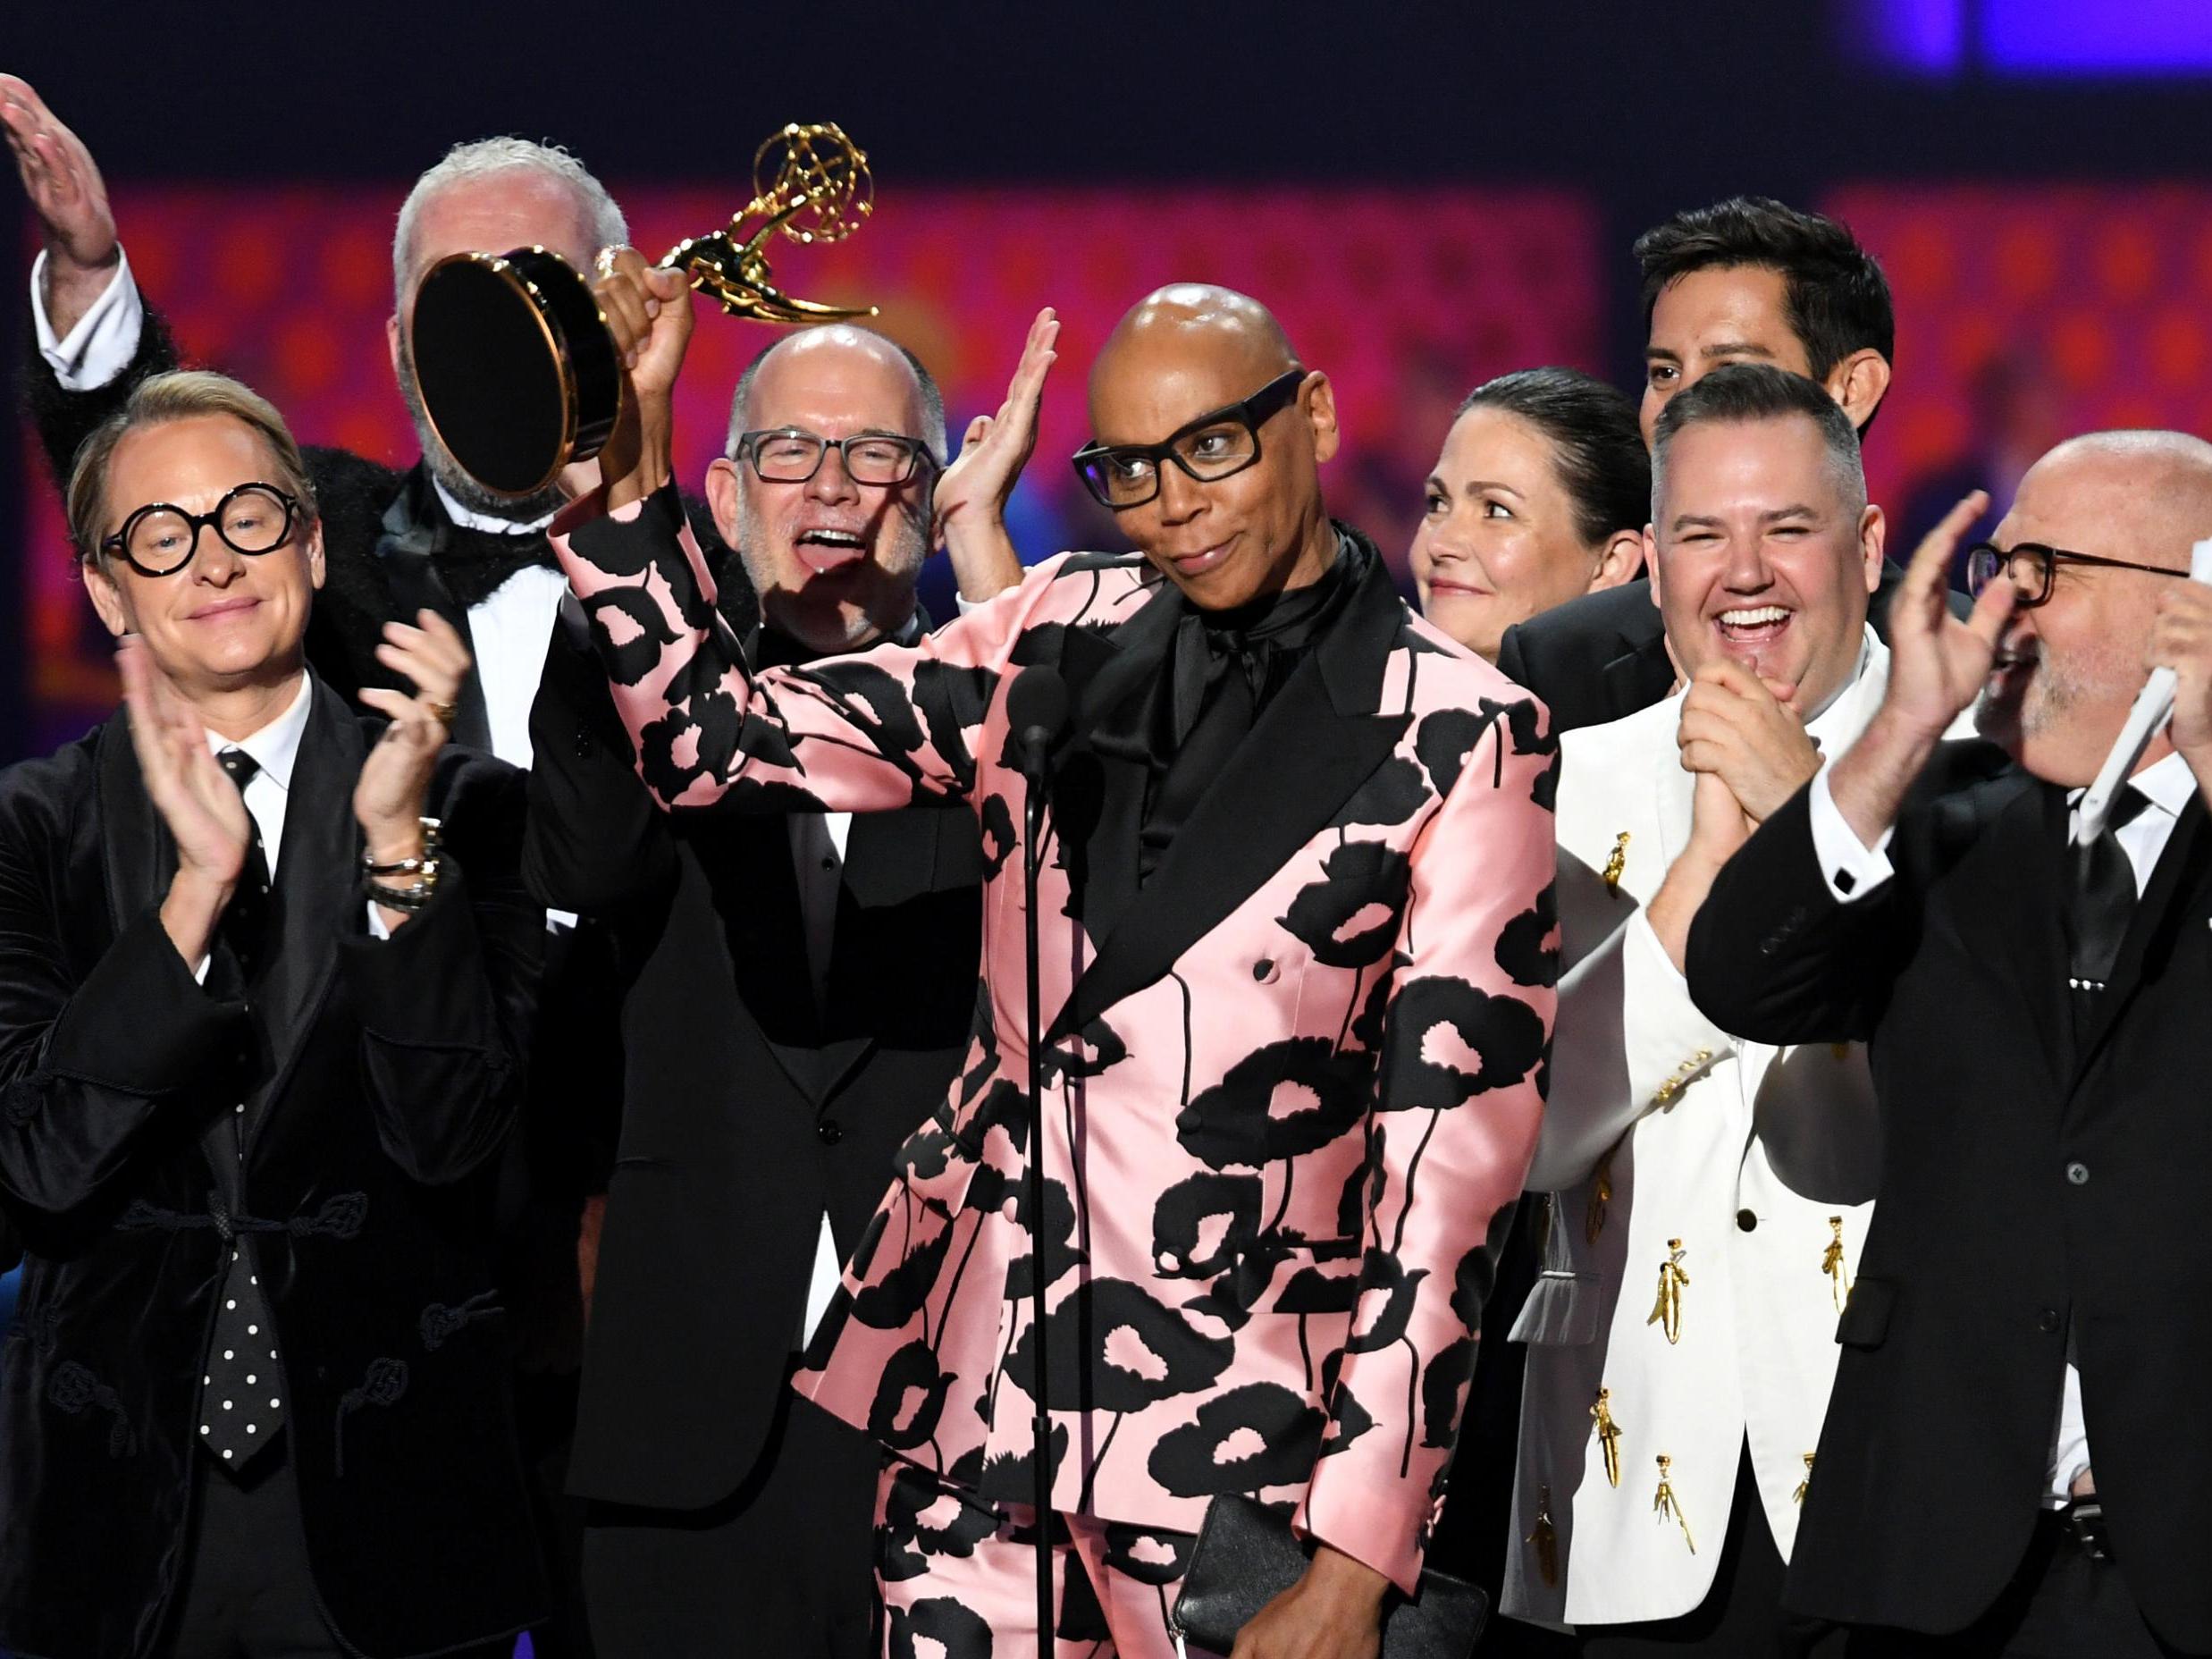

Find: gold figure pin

[1653,1455,1695,1553]
[1602,831,1631,892]
[1793,1452,1815,1505]
[1646,1239,1690,1344]
[1821,1217,1852,1310]
[1527,1485,1560,1587]
[1585,1146,1617,1244]
[1591,1387,1624,1487]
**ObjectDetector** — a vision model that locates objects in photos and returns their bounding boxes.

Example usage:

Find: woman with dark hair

[1411,366,1650,662]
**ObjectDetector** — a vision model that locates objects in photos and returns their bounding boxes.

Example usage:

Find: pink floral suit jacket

[553,489,1557,1593]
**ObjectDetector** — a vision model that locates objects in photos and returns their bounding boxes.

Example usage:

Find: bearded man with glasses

[525,283,1044,1656]
[1687,432,2212,1657]
[545,268,1556,1658]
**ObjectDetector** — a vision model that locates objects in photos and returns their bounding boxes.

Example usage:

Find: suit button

[818,1120,843,1146]
[1252,958,1278,983]
[1736,1208,1758,1232]
[2038,1308,2063,1335]
[2065,1161,2090,1186]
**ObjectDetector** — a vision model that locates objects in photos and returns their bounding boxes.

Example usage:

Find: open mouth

[1714,603,1793,644]
[795,528,869,575]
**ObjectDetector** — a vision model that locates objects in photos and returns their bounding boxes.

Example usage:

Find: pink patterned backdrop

[19,184,1602,745]
[1829,183,2212,524]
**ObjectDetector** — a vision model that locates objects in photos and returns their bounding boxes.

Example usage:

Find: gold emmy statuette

[1822,1216,1853,1310]
[1653,1455,1695,1553]
[408,122,879,499]
[1602,830,1630,892]
[1591,1386,1624,1488]
[1646,1239,1690,1344]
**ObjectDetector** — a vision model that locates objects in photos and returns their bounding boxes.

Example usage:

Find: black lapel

[242,678,363,1149]
[375,468,492,749]
[1056,585,1182,939]
[1600,636,1675,725]
[700,813,828,1099]
[1047,558,1413,1042]
[96,709,172,940]
[1975,776,2072,1087]
[2073,793,2211,1077]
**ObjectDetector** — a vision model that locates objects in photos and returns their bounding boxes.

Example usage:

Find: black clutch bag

[1167,1495,1489,1658]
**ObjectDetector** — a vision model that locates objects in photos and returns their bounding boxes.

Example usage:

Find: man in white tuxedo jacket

[1504,364,1966,1655]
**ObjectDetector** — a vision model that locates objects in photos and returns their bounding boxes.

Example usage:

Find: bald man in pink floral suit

[551,257,1558,1659]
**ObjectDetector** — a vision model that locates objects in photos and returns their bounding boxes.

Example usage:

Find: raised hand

[118,638,252,967]
[1881,491,2014,745]
[935,307,1058,544]
[576,247,695,511]
[0,77,119,339]
[354,610,471,878]
[1676,660,1821,823]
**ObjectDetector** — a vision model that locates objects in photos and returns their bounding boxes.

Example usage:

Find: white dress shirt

[183,675,390,982]
[791,809,854,1350]
[32,247,143,390]
[1807,746,2197,1503]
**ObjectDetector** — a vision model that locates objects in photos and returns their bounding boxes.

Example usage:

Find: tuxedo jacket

[1494,560,1934,735]
[0,677,546,1659]
[1503,637,1897,1629]
[551,486,1560,1594]
[525,595,982,1512]
[1686,746,2212,1651]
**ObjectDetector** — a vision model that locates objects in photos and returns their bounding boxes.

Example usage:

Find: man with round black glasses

[547,270,1556,1658]
[1687,431,2212,1655]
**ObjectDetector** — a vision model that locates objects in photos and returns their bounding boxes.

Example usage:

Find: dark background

[6,0,2212,760]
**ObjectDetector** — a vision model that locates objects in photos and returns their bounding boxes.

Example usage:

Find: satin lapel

[375,474,492,750]
[2074,794,2211,1078]
[95,711,239,1188]
[1601,637,1675,724]
[702,813,828,1102]
[243,679,362,1150]
[1047,560,1413,1042]
[1056,585,1181,939]
[1978,777,2072,1086]
[95,708,173,939]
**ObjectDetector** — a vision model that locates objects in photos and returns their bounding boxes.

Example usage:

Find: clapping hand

[118,638,252,967]
[936,307,1058,545]
[1880,491,2015,745]
[354,611,471,875]
[1677,660,1820,825]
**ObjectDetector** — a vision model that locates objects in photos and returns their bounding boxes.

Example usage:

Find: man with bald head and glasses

[546,271,1558,1656]
[1687,433,2212,1656]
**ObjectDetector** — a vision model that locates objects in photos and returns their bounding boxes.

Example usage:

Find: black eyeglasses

[735,428,940,487]
[99,483,303,577]
[1964,540,2191,610]
[1071,367,1308,510]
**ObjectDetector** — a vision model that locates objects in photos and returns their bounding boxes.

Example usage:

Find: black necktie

[200,747,284,1474]
[2068,786,2148,1036]
[214,749,273,984]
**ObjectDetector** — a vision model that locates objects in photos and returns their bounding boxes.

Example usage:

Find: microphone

[1005,664,1070,781]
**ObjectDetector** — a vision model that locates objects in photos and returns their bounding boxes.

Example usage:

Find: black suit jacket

[0,678,547,1658]
[1686,746,2212,1650]
[1493,560,1945,732]
[524,600,983,1512]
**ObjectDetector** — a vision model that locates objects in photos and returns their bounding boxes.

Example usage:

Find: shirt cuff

[32,245,144,390]
[366,901,391,941]
[1807,764,1896,904]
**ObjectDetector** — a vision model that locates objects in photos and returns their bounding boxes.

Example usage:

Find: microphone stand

[1020,730,1054,1646]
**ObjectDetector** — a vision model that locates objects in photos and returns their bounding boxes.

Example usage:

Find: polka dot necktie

[200,748,283,1474]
